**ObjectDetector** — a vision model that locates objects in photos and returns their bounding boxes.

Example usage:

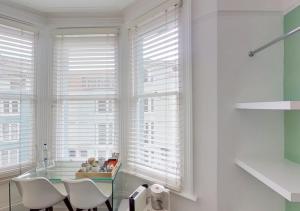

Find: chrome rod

[249,26,300,57]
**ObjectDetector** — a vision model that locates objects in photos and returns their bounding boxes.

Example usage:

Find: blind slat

[128,4,182,190]
[0,22,36,177]
[53,30,119,162]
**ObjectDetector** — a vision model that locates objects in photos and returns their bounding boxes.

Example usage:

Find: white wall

[218,0,283,12]
[191,0,218,210]
[192,0,285,210]
[217,10,285,211]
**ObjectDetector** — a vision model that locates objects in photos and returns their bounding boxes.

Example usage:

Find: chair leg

[63,198,74,211]
[45,207,53,211]
[105,200,112,211]
[30,209,40,211]
[76,209,82,211]
[93,207,97,211]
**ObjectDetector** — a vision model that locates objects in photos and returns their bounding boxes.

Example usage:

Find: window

[97,123,113,145]
[10,123,19,141]
[11,101,19,113]
[1,123,19,142]
[128,2,184,190]
[143,121,154,144]
[97,150,107,159]
[0,22,36,174]
[2,124,9,141]
[1,150,8,166]
[53,29,119,161]
[3,101,9,113]
[80,150,88,158]
[144,98,154,112]
[0,100,20,114]
[96,100,113,113]
[68,150,76,158]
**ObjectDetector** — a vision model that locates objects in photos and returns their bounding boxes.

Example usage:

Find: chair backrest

[12,177,66,209]
[63,178,108,209]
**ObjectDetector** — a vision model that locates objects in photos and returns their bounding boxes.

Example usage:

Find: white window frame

[52,27,120,163]
[0,18,37,178]
[179,0,194,199]
[122,0,195,199]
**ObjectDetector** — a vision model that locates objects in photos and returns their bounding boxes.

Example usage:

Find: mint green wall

[284,5,300,211]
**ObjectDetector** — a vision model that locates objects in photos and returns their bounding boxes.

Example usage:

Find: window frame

[123,0,194,198]
[51,28,120,162]
[0,18,38,178]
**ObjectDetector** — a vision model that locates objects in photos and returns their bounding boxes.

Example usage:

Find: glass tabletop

[16,161,121,183]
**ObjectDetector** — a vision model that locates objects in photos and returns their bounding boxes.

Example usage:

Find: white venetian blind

[0,20,36,177]
[53,28,119,161]
[128,1,183,190]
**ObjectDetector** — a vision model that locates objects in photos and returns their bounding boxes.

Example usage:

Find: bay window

[53,29,119,161]
[127,1,186,190]
[0,21,36,176]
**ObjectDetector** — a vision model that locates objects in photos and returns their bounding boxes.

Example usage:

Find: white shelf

[236,157,300,202]
[236,101,300,110]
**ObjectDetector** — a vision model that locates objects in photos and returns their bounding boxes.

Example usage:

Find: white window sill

[171,190,198,202]
[121,169,198,202]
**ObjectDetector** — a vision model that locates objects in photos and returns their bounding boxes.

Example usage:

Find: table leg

[105,200,112,211]
[111,180,113,211]
[63,197,73,211]
[9,180,11,211]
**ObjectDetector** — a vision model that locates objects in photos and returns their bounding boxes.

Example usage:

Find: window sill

[171,190,198,202]
[121,169,198,202]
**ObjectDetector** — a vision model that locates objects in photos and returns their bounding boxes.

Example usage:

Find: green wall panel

[285,5,300,211]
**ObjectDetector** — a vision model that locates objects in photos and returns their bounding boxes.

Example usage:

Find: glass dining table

[8,162,122,211]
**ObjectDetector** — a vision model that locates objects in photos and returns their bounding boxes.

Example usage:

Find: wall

[218,0,283,12]
[195,2,286,210]
[217,10,285,211]
[284,5,300,211]
[191,0,218,211]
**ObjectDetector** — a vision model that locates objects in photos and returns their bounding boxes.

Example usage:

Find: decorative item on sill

[75,152,120,179]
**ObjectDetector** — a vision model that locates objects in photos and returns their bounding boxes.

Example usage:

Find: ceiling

[0,0,136,15]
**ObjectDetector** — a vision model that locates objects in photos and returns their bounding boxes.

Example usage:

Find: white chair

[63,178,112,211]
[12,177,73,211]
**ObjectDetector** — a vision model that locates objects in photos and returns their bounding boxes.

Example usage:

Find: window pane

[128,6,182,189]
[11,101,19,113]
[0,23,36,172]
[53,31,119,161]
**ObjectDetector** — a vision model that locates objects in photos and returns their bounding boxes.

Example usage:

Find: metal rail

[249,26,300,57]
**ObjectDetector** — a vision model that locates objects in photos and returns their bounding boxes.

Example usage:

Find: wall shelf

[236,157,300,202]
[236,101,300,110]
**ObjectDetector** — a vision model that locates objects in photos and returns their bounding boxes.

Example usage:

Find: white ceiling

[0,0,136,15]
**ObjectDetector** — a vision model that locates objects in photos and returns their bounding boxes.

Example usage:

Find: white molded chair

[12,177,73,211]
[63,179,112,211]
